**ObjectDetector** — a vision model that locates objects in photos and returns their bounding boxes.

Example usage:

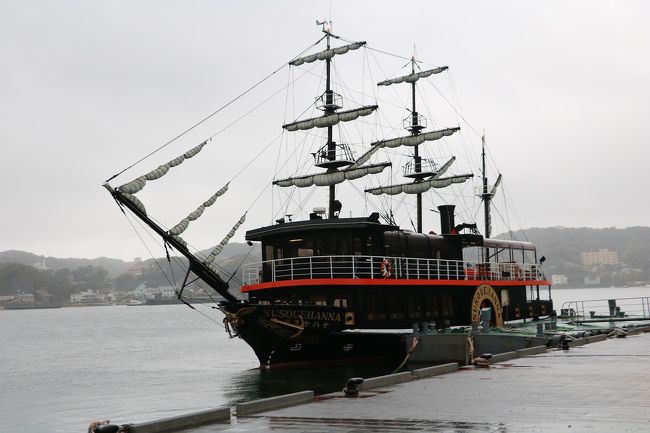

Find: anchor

[270,315,305,338]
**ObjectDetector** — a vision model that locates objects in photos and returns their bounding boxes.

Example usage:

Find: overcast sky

[1,1,648,261]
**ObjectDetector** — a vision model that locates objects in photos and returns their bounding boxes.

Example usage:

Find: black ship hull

[239,327,406,369]
[224,304,407,368]
[225,279,553,368]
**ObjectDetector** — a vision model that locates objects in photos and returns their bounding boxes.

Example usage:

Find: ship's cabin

[243,208,545,286]
[250,215,392,260]
[242,209,550,326]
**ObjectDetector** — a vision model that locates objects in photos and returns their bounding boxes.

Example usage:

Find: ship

[104,24,552,368]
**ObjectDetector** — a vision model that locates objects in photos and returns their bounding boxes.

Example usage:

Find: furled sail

[120,192,147,215]
[203,213,247,264]
[289,41,366,66]
[434,156,456,177]
[349,145,382,168]
[203,182,230,207]
[169,219,190,236]
[282,105,377,132]
[168,182,230,236]
[372,127,460,149]
[377,66,448,86]
[170,234,187,248]
[365,174,473,196]
[118,176,147,194]
[117,141,206,194]
[490,174,503,196]
[273,162,391,188]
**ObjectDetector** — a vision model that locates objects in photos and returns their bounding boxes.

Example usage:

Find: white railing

[242,255,546,286]
[560,297,650,321]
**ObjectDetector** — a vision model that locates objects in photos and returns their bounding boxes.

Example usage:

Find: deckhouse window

[501,289,510,306]
[265,245,274,261]
[352,236,363,255]
[318,237,336,255]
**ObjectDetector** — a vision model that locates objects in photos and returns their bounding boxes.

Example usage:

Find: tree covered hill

[504,226,650,270]
[0,242,260,278]
[501,227,650,286]
[0,243,262,301]
[0,250,131,277]
[2,227,649,299]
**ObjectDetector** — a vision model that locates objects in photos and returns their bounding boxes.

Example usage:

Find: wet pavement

[178,332,650,432]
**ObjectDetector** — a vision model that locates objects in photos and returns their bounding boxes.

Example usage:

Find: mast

[103,183,240,305]
[281,29,383,215]
[281,34,464,221]
[410,58,423,233]
[482,135,490,238]
[368,64,469,216]
[325,28,336,218]
[479,134,502,262]
[102,140,245,305]
[481,135,490,262]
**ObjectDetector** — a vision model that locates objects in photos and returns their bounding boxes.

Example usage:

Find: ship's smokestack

[438,205,456,234]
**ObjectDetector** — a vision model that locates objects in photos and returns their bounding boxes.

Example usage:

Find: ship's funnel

[438,205,456,234]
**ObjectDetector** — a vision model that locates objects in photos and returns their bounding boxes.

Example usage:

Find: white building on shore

[551,274,568,286]
[70,290,101,304]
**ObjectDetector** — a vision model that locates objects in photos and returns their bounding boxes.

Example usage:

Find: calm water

[1,286,649,433]
[0,303,394,433]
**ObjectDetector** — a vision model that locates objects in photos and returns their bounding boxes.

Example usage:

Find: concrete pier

[133,329,650,432]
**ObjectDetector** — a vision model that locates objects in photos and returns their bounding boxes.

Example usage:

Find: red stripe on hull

[241,278,551,292]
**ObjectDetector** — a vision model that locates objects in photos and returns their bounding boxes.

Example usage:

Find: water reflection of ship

[104,24,552,368]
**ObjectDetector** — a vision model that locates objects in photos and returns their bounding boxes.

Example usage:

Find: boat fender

[472,353,492,368]
[561,338,570,350]
[380,259,393,279]
[608,328,627,338]
[547,335,563,348]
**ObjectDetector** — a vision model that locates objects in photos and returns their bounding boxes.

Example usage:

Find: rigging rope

[121,207,232,329]
[125,202,246,287]
[121,211,179,291]
[105,35,328,183]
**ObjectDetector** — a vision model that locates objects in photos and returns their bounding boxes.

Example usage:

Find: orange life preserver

[380,258,393,279]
